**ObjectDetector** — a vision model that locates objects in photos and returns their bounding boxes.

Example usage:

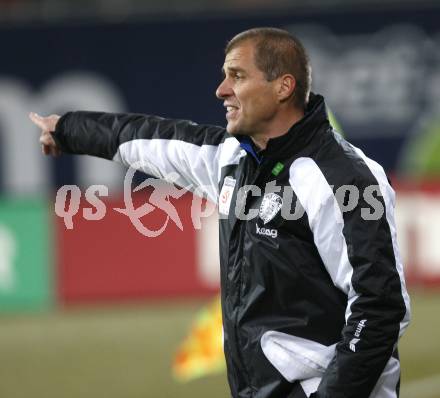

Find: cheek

[236,83,277,117]
[247,91,277,116]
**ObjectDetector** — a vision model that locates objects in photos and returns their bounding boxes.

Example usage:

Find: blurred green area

[0,291,438,398]
[399,117,440,177]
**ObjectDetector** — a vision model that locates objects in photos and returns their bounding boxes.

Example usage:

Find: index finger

[29,112,48,130]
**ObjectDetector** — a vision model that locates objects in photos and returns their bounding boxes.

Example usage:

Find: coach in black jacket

[31,28,410,398]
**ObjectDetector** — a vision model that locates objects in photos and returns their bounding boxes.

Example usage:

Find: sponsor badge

[259,193,283,224]
[219,177,236,216]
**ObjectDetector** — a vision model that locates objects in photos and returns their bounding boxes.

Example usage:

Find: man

[30,28,410,398]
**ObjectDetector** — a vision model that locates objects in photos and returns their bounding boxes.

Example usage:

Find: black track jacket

[53,94,410,398]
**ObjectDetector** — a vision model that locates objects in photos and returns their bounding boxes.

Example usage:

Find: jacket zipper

[230,156,271,396]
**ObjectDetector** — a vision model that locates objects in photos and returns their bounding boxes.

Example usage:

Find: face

[216,41,280,136]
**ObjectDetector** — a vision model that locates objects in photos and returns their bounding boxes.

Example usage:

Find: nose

[216,78,232,100]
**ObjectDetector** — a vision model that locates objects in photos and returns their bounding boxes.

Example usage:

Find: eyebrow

[221,66,246,76]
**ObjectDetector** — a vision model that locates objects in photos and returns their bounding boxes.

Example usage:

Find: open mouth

[226,106,239,120]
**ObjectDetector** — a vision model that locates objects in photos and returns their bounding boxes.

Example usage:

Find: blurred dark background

[0,1,439,397]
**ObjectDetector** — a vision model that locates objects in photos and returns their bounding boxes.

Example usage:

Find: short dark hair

[225,27,312,110]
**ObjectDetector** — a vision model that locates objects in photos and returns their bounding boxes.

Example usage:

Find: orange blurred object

[173,295,226,381]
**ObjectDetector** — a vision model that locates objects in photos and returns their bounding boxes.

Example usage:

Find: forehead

[223,41,257,70]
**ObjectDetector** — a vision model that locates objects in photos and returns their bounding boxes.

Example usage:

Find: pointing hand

[29,112,62,156]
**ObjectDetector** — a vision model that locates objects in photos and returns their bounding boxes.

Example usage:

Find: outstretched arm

[30,111,235,202]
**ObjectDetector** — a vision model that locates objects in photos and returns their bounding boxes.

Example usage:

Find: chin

[226,122,248,136]
[226,123,238,135]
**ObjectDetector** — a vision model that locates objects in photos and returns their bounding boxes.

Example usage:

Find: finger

[40,131,57,145]
[40,134,53,146]
[42,144,51,155]
[29,112,48,130]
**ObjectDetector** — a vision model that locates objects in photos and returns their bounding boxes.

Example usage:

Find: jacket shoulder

[312,129,386,189]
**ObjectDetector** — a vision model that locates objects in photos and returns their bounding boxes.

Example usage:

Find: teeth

[226,106,236,112]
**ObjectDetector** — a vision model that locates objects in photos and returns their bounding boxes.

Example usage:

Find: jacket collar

[235,93,329,162]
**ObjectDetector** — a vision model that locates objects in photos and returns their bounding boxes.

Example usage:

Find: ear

[277,74,296,102]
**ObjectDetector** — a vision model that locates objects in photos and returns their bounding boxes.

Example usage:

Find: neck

[251,107,305,150]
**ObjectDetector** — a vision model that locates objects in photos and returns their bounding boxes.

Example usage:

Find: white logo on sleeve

[259,193,283,224]
[219,177,236,216]
[349,319,367,352]
[349,338,360,352]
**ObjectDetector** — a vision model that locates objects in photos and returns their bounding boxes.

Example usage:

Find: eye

[233,73,243,81]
